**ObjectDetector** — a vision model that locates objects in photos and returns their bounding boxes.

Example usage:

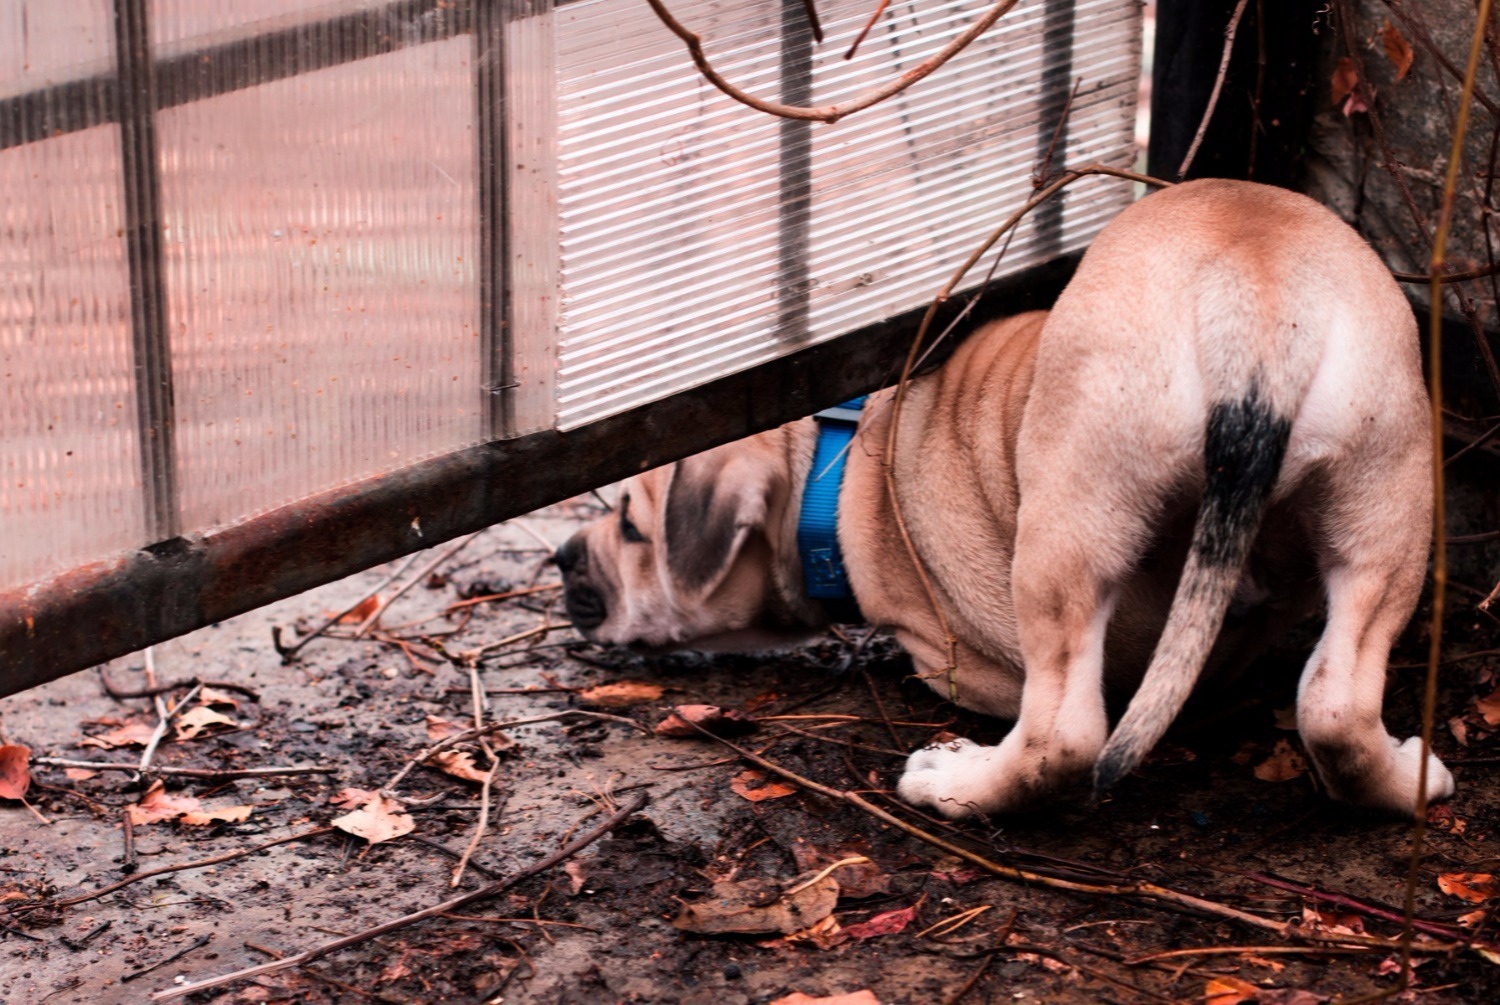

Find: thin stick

[35,758,335,780]
[1391,261,1500,284]
[382,711,648,794]
[451,761,499,888]
[273,551,422,660]
[121,807,136,873]
[686,724,1470,955]
[18,827,335,912]
[643,0,1021,123]
[1127,944,1376,965]
[1395,3,1494,997]
[98,670,260,702]
[354,533,478,639]
[442,583,561,614]
[1177,0,1250,179]
[844,0,891,60]
[120,934,213,983]
[138,683,202,776]
[148,793,648,1001]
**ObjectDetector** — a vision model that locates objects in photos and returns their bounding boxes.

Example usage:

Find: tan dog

[556,179,1454,818]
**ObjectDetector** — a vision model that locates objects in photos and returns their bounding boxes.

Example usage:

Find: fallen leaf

[173,706,237,741]
[0,745,31,801]
[197,687,242,710]
[564,860,589,895]
[1302,905,1365,936]
[654,705,758,738]
[338,595,381,624]
[1427,803,1467,834]
[427,750,493,784]
[425,715,465,742]
[1330,57,1358,106]
[331,787,376,808]
[839,904,918,941]
[1474,686,1500,727]
[673,875,839,935]
[128,780,203,825]
[772,993,880,1005]
[578,680,664,709]
[1256,992,1328,1005]
[80,720,157,750]
[1438,872,1500,903]
[1450,715,1471,747]
[1243,954,1287,973]
[1459,909,1489,927]
[1253,738,1308,782]
[731,768,798,802]
[63,767,98,781]
[791,839,890,899]
[774,913,844,950]
[180,805,253,826]
[1380,20,1414,80]
[1205,975,1259,1005]
[332,793,415,845]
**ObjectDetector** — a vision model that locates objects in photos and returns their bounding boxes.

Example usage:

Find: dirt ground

[3,496,1500,1005]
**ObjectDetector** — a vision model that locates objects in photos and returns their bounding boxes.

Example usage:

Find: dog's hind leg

[897,466,1159,817]
[1296,449,1454,813]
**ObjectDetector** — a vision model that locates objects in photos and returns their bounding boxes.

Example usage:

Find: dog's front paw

[1387,736,1455,806]
[897,738,1000,819]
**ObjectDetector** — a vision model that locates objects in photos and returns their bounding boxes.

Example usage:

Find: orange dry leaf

[80,720,157,750]
[838,904,918,941]
[0,744,31,801]
[772,994,881,1005]
[197,687,242,710]
[1303,905,1364,936]
[1473,686,1500,727]
[337,595,381,624]
[577,680,664,708]
[731,768,798,802]
[331,787,376,808]
[332,793,415,844]
[654,705,758,738]
[63,767,98,782]
[1253,738,1308,782]
[425,715,465,742]
[173,706,237,741]
[427,750,493,784]
[1205,975,1259,1005]
[1330,57,1367,115]
[128,780,204,825]
[180,805,253,826]
[1381,20,1414,80]
[1438,872,1500,903]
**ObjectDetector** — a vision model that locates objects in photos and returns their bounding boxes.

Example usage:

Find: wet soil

[2,497,1499,1005]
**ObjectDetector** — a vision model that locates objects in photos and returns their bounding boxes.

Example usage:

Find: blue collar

[797,397,866,623]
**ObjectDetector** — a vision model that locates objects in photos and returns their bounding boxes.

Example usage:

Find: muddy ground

[2,496,1500,1005]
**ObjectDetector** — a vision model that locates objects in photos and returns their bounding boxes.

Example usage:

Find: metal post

[113,0,180,542]
[1033,0,1075,256]
[475,0,513,439]
[774,0,815,343]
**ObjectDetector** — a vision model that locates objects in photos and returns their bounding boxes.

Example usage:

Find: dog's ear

[662,452,775,604]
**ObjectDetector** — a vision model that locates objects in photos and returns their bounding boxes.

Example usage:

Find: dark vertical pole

[475,0,512,439]
[774,0,814,343]
[1033,0,1074,256]
[1149,0,1319,186]
[113,0,180,541]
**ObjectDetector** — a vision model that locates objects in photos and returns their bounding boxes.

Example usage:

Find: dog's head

[556,433,820,653]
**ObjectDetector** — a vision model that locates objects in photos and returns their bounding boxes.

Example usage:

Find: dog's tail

[1093,313,1297,796]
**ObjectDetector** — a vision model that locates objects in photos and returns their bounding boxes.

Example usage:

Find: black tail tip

[1092,748,1134,798]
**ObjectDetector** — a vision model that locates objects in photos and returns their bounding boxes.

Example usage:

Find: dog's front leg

[897,577,1117,818]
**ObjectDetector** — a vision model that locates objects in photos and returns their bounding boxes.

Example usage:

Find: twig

[799,0,822,43]
[1126,944,1376,965]
[35,758,335,781]
[121,807,136,874]
[457,622,572,665]
[942,951,993,1005]
[148,792,649,1001]
[98,669,260,702]
[1392,261,1500,284]
[353,533,479,639]
[844,0,892,61]
[683,723,1474,956]
[442,583,561,614]
[139,683,202,777]
[383,711,648,794]
[120,934,213,983]
[1214,866,1469,943]
[1178,0,1250,179]
[643,0,1022,123]
[1445,419,1500,468]
[273,552,423,660]
[14,827,335,913]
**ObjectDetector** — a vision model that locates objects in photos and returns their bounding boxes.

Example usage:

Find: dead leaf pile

[79,719,157,750]
[1252,739,1308,783]
[1438,871,1500,903]
[577,680,664,708]
[0,744,31,801]
[730,768,798,802]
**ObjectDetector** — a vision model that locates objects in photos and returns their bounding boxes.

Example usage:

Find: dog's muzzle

[555,535,607,631]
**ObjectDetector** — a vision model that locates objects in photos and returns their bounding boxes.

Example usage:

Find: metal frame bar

[774,0,815,343]
[114,0,180,542]
[0,254,1081,697]
[475,0,512,438]
[0,0,468,153]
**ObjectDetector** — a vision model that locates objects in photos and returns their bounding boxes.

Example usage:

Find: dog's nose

[554,535,586,575]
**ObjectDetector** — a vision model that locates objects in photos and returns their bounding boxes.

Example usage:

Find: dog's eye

[621,515,646,544]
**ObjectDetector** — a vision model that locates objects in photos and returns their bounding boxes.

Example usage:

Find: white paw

[1389,735,1456,805]
[897,738,998,819]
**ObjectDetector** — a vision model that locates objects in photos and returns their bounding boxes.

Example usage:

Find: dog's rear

[900,179,1452,816]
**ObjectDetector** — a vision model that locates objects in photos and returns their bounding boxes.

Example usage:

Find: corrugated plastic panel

[553,0,1139,428]
[0,1,144,590]
[153,4,482,532]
